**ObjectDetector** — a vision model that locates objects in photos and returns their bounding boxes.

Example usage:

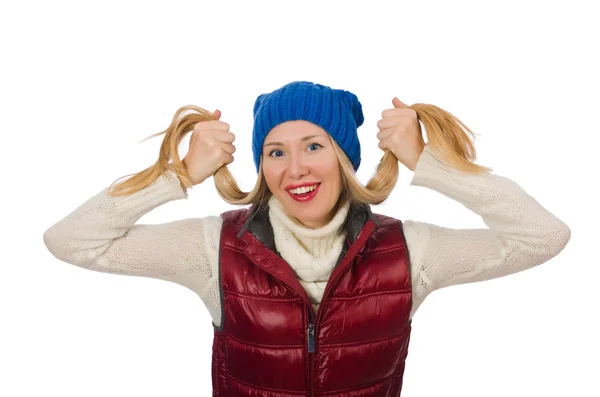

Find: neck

[268,194,350,259]
[268,195,350,239]
[297,197,344,229]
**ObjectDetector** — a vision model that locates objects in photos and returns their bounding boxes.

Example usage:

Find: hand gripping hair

[107,82,492,207]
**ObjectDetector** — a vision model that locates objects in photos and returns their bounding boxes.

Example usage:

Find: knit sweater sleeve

[403,145,571,318]
[42,170,224,324]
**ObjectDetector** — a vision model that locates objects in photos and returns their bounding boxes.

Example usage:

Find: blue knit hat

[252,81,364,173]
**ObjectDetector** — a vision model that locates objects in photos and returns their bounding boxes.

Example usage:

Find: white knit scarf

[268,195,350,312]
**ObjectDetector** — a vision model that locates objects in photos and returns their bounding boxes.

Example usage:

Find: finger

[381,107,412,118]
[392,97,407,108]
[378,135,399,153]
[213,120,230,131]
[377,117,400,130]
[218,140,236,155]
[221,152,234,166]
[212,109,221,120]
[212,129,236,143]
[376,127,394,141]
[197,120,230,132]
[377,138,394,152]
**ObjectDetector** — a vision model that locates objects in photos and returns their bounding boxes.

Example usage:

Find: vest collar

[236,198,379,250]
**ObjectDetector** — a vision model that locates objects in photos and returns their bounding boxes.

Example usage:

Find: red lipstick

[286,183,321,202]
[284,182,321,191]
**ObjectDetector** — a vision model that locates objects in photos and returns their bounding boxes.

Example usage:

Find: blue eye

[269,149,284,157]
[268,143,322,157]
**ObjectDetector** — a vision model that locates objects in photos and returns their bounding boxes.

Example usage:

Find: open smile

[287,183,321,202]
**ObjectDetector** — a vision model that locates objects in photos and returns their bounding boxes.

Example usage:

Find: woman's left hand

[376,97,426,171]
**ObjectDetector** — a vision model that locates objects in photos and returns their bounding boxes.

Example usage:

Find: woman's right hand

[183,109,236,186]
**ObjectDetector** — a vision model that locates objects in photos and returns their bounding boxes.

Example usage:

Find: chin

[289,206,322,221]
[276,184,341,228]
[289,201,336,229]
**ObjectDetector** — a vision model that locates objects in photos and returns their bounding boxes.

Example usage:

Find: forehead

[265,120,328,142]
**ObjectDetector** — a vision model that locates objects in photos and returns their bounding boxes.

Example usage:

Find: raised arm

[42,170,223,322]
[403,145,571,316]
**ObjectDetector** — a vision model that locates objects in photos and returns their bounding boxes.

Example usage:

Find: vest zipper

[307,314,315,353]
[307,308,315,397]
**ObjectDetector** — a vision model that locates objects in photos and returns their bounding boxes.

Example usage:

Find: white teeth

[290,184,318,195]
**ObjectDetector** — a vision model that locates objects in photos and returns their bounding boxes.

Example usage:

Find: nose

[287,153,309,179]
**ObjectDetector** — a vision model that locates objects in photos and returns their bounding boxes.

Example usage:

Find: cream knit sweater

[43,145,571,326]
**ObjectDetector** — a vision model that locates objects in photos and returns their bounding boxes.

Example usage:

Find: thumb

[392,97,407,108]
[212,109,221,120]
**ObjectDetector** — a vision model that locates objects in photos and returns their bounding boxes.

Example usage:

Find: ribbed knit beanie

[252,81,364,173]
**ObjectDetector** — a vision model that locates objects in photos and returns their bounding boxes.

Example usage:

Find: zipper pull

[307,323,315,353]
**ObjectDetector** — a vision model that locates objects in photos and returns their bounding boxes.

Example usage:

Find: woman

[43,81,571,396]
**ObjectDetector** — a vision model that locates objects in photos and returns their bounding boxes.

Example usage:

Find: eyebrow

[263,134,325,148]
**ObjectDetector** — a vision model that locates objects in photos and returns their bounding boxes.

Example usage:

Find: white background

[1,0,598,396]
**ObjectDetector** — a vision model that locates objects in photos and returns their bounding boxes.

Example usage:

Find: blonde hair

[107,103,492,206]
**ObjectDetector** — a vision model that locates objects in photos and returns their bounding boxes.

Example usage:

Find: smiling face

[261,120,343,229]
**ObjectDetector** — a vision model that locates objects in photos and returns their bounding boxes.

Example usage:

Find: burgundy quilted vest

[211,201,413,397]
